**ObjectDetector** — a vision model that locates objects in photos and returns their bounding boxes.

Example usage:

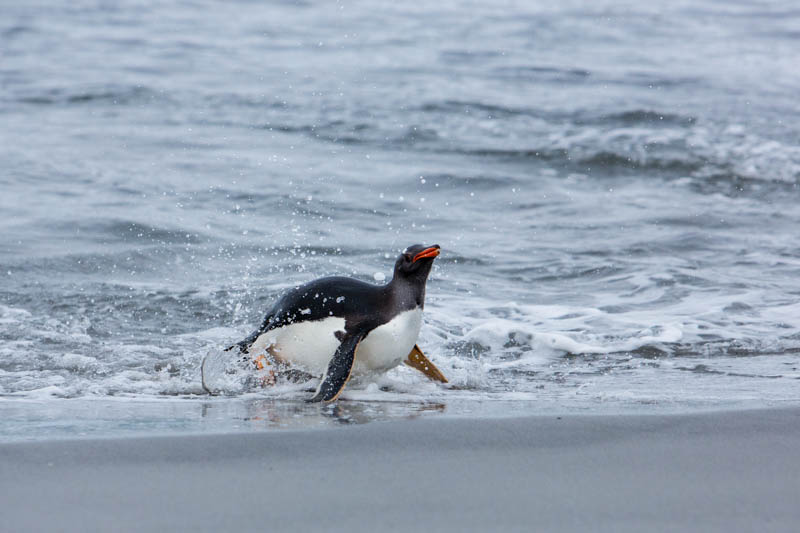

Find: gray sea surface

[2,0,800,440]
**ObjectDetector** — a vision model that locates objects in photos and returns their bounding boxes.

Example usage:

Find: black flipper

[307,331,364,403]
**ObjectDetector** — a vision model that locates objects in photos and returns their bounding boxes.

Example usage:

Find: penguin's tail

[225,330,261,353]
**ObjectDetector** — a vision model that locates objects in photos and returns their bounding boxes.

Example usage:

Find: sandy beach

[2,407,799,532]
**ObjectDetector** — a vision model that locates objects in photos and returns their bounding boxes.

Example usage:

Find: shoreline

[2,395,799,444]
[3,407,799,532]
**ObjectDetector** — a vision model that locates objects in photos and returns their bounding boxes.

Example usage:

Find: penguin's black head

[394,244,440,282]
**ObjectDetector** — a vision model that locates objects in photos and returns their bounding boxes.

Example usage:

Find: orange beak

[412,246,441,262]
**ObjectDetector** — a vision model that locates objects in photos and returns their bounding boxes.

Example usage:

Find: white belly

[248,308,422,376]
[250,317,345,374]
[357,308,422,373]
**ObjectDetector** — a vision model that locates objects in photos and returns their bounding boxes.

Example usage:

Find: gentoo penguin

[205,244,447,402]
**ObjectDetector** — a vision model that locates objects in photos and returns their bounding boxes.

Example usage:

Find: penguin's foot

[252,354,268,370]
[404,344,448,383]
[252,354,276,387]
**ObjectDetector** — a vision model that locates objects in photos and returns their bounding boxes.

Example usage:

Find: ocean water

[2,0,800,440]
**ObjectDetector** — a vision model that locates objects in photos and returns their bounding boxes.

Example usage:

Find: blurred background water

[2,0,800,440]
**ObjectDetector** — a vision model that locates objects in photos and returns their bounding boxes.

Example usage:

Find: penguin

[204,244,447,402]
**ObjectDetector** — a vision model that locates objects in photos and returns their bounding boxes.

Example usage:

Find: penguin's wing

[307,331,365,403]
[404,344,448,383]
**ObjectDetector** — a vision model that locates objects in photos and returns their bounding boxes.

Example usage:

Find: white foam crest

[691,125,800,182]
[0,305,32,325]
[537,119,800,183]
[426,298,685,359]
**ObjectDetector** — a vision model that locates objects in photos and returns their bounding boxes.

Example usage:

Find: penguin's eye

[403,254,413,262]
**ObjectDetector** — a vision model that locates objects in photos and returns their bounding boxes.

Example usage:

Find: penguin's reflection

[199,398,446,429]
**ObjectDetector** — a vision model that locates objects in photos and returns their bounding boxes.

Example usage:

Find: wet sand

[2,407,799,532]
